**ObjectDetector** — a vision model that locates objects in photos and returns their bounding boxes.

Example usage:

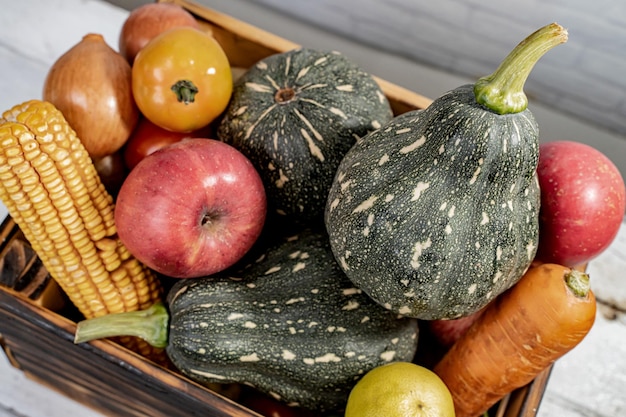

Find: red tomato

[132,27,232,133]
[122,117,213,170]
[535,140,625,267]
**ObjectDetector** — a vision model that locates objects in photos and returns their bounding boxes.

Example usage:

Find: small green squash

[324,24,568,320]
[217,47,393,226]
[74,229,418,412]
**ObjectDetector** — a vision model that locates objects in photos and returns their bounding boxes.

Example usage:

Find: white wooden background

[0,1,625,416]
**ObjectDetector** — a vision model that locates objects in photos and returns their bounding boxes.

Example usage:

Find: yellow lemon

[345,362,455,417]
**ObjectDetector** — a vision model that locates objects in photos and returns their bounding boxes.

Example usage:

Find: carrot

[433,263,596,417]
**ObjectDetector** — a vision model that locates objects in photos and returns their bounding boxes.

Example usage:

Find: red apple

[535,141,625,267]
[115,138,267,278]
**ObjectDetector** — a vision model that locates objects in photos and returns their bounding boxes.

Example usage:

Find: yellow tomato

[132,26,232,133]
[345,362,456,417]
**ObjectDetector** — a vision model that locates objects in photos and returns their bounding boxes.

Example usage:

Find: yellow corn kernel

[0,100,164,359]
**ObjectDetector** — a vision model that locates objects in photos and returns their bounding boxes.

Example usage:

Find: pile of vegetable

[0,3,624,416]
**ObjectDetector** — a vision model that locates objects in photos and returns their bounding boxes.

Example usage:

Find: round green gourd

[217,47,393,226]
[324,24,568,320]
[74,229,418,413]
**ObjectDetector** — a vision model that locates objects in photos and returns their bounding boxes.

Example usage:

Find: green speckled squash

[217,47,393,226]
[166,229,418,412]
[324,24,568,320]
[75,230,418,413]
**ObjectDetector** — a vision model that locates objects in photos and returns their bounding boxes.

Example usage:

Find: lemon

[344,362,455,417]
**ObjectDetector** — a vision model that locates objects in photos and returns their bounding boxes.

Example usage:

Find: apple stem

[74,302,170,348]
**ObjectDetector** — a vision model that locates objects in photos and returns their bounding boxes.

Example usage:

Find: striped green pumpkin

[324,24,566,320]
[166,229,418,412]
[217,48,393,226]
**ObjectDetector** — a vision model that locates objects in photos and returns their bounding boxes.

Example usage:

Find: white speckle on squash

[526,240,536,259]
[189,369,228,380]
[317,353,342,363]
[233,106,247,116]
[227,313,244,320]
[296,66,310,80]
[508,200,514,211]
[299,128,325,162]
[396,127,411,135]
[289,327,297,334]
[327,326,336,332]
[496,246,503,261]
[468,283,477,294]
[342,300,360,311]
[329,198,340,212]
[289,251,301,259]
[358,355,367,361]
[385,194,394,202]
[378,154,390,165]
[300,252,310,259]
[403,289,416,297]
[199,322,209,328]
[340,179,352,192]
[493,271,503,283]
[445,225,452,234]
[391,338,399,344]
[343,288,361,295]
[361,316,370,323]
[439,202,447,211]
[410,237,432,269]
[240,353,261,362]
[439,144,445,154]
[376,90,386,103]
[275,168,289,188]
[286,297,305,305]
[198,348,206,354]
[400,135,426,154]
[448,205,456,218]
[380,351,397,362]
[329,107,347,119]
[481,212,490,225]
[411,181,429,201]
[470,166,481,185]
[309,322,319,327]
[400,279,409,286]
[340,256,350,271]
[335,84,353,92]
[362,226,371,237]
[352,195,379,213]
[475,241,480,249]
[244,321,257,329]
[345,351,356,358]
[311,288,319,294]
[282,350,297,360]
[372,120,382,129]
[245,82,272,93]
[292,262,306,272]
[256,61,267,70]
[315,55,329,65]
[265,266,281,275]
[398,306,412,315]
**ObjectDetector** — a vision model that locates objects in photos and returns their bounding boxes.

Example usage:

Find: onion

[43,33,138,159]
[119,3,199,64]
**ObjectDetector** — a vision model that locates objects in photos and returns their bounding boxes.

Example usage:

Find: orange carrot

[433,263,596,417]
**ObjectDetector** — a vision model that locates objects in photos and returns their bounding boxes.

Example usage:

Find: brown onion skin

[119,3,199,64]
[43,33,138,159]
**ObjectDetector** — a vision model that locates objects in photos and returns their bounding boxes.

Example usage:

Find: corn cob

[0,99,163,358]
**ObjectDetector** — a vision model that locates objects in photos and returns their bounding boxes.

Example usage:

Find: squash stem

[565,269,591,298]
[474,23,568,114]
[74,302,170,348]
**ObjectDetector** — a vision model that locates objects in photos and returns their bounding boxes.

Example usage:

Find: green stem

[74,302,170,348]
[474,23,568,114]
[565,269,591,298]
[171,79,199,104]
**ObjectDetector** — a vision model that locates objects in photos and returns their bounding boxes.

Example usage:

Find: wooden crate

[0,1,553,416]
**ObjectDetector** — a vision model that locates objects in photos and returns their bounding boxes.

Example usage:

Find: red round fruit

[535,140,625,267]
[115,138,267,278]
